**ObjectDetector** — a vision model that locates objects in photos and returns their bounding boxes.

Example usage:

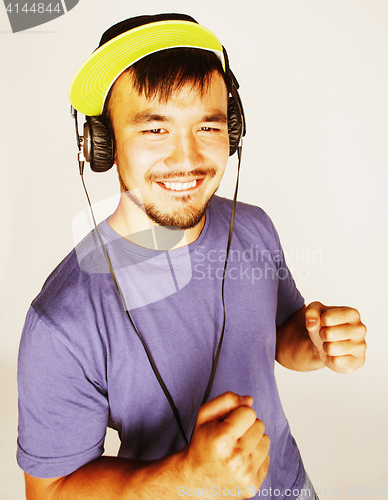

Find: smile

[158,179,199,191]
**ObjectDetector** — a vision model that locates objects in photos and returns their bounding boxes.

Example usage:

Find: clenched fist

[181,392,270,498]
[305,302,367,374]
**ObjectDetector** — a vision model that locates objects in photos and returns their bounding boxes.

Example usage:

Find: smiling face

[107,70,230,241]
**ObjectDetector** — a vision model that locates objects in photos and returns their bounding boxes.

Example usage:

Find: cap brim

[69,20,225,116]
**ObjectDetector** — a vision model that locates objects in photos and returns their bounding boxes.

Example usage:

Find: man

[17,13,366,500]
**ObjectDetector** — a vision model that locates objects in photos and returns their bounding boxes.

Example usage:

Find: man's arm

[24,392,270,500]
[276,302,367,373]
[25,455,187,500]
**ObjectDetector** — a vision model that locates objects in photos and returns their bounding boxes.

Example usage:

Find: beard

[117,168,218,230]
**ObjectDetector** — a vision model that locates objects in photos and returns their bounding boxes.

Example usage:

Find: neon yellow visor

[69,19,225,117]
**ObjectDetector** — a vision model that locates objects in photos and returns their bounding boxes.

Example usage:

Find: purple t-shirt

[17,195,305,498]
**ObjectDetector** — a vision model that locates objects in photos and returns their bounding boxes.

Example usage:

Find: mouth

[157,179,204,192]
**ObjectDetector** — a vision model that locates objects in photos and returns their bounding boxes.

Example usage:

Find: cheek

[115,141,148,175]
[116,134,166,168]
[211,136,230,165]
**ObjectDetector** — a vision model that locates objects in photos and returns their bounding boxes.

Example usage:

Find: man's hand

[305,302,367,374]
[181,392,270,498]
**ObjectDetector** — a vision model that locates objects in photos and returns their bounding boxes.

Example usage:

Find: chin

[146,205,206,230]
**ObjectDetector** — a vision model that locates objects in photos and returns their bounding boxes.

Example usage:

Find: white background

[1,1,387,498]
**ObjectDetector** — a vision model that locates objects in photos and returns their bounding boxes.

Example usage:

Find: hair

[102,47,229,132]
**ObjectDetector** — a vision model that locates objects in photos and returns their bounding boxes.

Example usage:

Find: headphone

[70,16,246,445]
[78,48,246,173]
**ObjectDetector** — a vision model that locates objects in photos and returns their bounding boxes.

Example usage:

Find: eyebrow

[203,113,228,124]
[129,112,168,125]
[129,111,228,125]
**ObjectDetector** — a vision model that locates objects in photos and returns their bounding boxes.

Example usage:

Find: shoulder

[31,228,113,328]
[209,195,280,244]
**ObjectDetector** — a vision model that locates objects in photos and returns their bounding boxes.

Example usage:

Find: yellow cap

[69,20,225,116]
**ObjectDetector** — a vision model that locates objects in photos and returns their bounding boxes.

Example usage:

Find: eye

[200,126,219,132]
[143,128,167,134]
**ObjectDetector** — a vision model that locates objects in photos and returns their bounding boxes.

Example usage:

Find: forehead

[108,70,228,118]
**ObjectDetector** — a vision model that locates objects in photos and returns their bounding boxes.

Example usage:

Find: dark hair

[102,47,228,131]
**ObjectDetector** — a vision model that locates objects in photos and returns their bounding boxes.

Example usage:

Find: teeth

[163,180,197,191]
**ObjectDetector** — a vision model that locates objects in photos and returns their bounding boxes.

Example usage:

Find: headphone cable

[74,108,242,447]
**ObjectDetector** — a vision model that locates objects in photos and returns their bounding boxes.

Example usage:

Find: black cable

[199,143,242,409]
[79,170,190,446]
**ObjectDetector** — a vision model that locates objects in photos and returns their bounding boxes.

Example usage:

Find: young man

[17,14,366,500]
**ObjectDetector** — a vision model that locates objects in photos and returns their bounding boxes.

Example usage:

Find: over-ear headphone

[80,54,246,173]
[70,15,246,172]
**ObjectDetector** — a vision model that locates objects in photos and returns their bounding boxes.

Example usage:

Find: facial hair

[117,167,218,230]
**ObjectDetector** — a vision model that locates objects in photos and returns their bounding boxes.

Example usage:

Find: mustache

[146,167,217,183]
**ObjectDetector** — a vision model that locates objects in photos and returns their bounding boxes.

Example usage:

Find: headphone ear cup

[85,115,115,172]
[227,96,243,156]
[83,121,92,163]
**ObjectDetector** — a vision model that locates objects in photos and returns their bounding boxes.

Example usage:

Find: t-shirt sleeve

[267,219,305,326]
[275,259,305,327]
[17,307,109,478]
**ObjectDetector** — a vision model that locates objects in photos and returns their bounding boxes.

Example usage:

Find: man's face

[109,70,230,230]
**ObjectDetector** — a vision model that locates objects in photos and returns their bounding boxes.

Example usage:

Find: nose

[164,131,205,172]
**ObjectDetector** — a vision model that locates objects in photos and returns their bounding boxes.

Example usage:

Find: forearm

[275,305,324,371]
[25,393,270,500]
[26,453,188,500]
